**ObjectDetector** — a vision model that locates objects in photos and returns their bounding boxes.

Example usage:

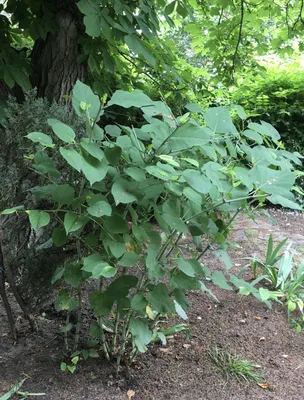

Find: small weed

[244,229,259,238]
[207,346,262,383]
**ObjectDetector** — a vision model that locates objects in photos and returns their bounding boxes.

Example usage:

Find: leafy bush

[2,81,302,372]
[0,91,85,307]
[231,62,304,154]
[242,235,304,332]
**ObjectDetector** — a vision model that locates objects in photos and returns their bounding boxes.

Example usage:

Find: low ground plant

[241,235,304,332]
[207,346,262,383]
[1,81,302,372]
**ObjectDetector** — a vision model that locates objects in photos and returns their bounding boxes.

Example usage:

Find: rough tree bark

[31,0,87,102]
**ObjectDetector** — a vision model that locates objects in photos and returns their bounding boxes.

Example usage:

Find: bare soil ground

[1,208,304,400]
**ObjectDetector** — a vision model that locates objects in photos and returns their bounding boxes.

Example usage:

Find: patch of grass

[244,229,259,238]
[206,346,262,383]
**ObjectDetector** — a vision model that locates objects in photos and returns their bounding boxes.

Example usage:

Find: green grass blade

[0,379,26,400]
[265,234,273,265]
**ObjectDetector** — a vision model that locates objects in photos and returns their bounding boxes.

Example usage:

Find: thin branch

[218,7,224,25]
[231,0,245,76]
[292,0,304,30]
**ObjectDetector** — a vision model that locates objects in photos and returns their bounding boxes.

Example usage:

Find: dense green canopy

[0,0,303,100]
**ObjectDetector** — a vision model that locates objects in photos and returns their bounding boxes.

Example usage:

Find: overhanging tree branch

[231,0,245,77]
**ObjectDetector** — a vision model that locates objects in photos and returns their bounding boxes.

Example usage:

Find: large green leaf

[104,239,126,258]
[80,138,104,161]
[107,90,154,108]
[105,275,138,302]
[52,228,68,247]
[250,166,296,195]
[48,120,76,143]
[72,80,102,119]
[64,212,89,234]
[82,154,108,185]
[173,288,189,310]
[56,289,77,311]
[131,293,148,312]
[26,132,54,148]
[60,147,83,172]
[174,300,188,320]
[104,146,122,166]
[52,184,74,205]
[211,271,232,290]
[269,194,302,210]
[170,270,200,290]
[129,317,152,353]
[125,167,146,182]
[205,107,238,134]
[183,170,212,194]
[34,152,60,177]
[248,122,280,141]
[105,125,121,137]
[89,291,113,316]
[162,213,188,233]
[64,263,84,288]
[112,178,137,205]
[87,201,112,217]
[176,258,195,277]
[103,215,129,233]
[118,252,140,267]
[147,283,175,313]
[243,129,263,144]
[82,253,117,278]
[125,35,156,67]
[27,210,50,231]
[168,122,210,151]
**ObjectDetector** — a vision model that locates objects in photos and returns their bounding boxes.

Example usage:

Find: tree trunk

[31,2,87,102]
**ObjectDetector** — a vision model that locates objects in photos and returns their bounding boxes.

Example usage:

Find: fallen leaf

[159,348,170,353]
[183,344,191,349]
[127,389,135,399]
[258,383,270,390]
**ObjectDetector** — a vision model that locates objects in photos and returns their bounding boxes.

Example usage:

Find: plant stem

[166,232,183,258]
[98,316,111,361]
[116,274,147,375]
[196,207,242,261]
[156,230,177,262]
[64,311,71,353]
[112,310,120,351]
[73,286,82,352]
[115,313,131,375]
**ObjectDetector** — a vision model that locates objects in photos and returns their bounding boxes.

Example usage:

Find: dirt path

[1,208,304,400]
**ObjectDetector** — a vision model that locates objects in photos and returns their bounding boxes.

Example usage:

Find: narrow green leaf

[26,132,54,148]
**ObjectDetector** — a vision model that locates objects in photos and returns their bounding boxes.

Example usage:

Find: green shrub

[231,62,304,154]
[0,91,85,307]
[2,81,302,372]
